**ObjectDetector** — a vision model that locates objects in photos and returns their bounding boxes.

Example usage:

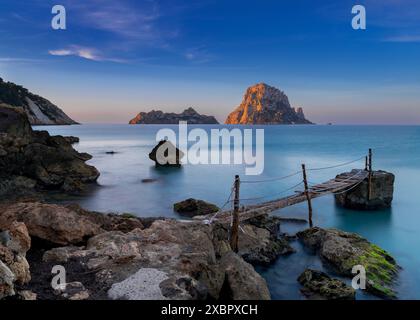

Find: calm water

[34,124,420,300]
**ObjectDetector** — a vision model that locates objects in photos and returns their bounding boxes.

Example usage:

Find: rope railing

[306,156,366,171]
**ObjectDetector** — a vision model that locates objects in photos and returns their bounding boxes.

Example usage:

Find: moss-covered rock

[298,269,355,300]
[297,227,399,299]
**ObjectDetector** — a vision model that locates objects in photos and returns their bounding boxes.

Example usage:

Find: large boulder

[174,199,219,218]
[0,202,144,245]
[297,227,399,299]
[149,140,184,166]
[298,269,355,300]
[0,105,99,196]
[335,170,395,210]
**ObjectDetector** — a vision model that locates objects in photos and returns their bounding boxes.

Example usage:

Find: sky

[1,0,420,124]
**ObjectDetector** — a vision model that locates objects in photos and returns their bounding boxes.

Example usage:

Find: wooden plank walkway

[207,169,368,224]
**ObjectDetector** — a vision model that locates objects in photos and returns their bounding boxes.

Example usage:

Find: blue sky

[1,0,420,124]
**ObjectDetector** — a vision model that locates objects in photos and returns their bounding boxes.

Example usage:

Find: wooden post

[365,156,368,171]
[368,148,373,200]
[230,175,240,253]
[302,164,313,228]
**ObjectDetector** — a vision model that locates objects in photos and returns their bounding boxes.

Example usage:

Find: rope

[203,184,235,225]
[240,170,301,184]
[308,171,368,195]
[231,181,304,203]
[306,156,365,171]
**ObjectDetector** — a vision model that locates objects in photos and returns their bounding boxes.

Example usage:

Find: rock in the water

[0,105,99,195]
[174,198,219,218]
[298,269,355,300]
[129,107,219,124]
[297,227,399,299]
[0,78,77,125]
[225,83,313,125]
[149,140,184,166]
[335,170,395,210]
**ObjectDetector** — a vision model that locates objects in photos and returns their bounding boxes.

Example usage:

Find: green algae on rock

[297,227,399,299]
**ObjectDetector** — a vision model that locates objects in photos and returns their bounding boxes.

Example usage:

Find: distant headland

[129,107,219,125]
[0,77,78,125]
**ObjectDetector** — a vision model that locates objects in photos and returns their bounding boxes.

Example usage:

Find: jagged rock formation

[0,77,77,125]
[129,107,219,124]
[225,83,312,124]
[149,140,184,167]
[0,105,98,196]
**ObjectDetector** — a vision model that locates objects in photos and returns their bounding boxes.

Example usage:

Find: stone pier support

[335,170,395,210]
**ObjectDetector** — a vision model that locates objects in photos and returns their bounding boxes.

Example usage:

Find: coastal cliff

[0,104,98,196]
[0,78,78,125]
[129,107,219,124]
[225,83,312,125]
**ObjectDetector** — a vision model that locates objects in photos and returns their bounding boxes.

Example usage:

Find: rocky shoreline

[0,105,400,300]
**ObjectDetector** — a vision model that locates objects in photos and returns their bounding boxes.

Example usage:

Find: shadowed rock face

[225,83,313,124]
[0,78,77,125]
[129,107,219,124]
[335,170,395,210]
[0,105,99,195]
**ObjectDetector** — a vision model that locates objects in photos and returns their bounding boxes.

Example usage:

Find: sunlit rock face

[225,83,312,125]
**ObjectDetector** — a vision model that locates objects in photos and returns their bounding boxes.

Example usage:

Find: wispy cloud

[49,46,125,63]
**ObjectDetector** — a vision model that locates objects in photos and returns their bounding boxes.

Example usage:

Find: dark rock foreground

[0,105,99,196]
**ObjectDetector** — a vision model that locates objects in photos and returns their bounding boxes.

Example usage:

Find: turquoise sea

[34,124,420,300]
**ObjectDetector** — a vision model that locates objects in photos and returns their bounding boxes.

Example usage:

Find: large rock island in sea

[129,107,219,124]
[225,83,312,125]
[0,77,78,125]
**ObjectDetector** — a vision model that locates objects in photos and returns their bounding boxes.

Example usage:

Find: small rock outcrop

[0,105,99,196]
[149,140,184,166]
[0,78,77,125]
[174,199,219,218]
[129,107,219,124]
[298,269,355,300]
[335,170,395,210]
[225,83,312,125]
[297,227,399,299]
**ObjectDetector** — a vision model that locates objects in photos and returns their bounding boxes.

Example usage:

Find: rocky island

[0,78,78,125]
[225,83,312,125]
[129,107,219,124]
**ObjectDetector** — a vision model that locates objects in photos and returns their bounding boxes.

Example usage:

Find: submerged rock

[174,199,219,218]
[149,140,184,166]
[0,105,99,196]
[298,269,355,300]
[335,170,395,210]
[297,227,399,299]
